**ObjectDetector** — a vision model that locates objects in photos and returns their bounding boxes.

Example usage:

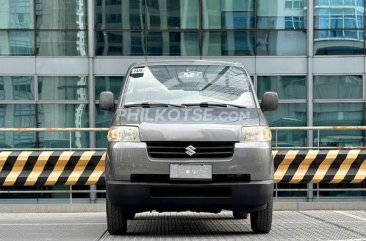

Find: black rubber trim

[106,180,273,212]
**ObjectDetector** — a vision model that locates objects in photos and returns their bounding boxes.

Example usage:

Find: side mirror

[99,91,115,111]
[261,91,278,111]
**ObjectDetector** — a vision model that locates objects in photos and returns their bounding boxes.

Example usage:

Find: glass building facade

[0,0,365,200]
[0,0,365,149]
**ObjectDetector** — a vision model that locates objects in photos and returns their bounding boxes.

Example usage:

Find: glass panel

[95,0,145,30]
[319,183,366,197]
[147,0,199,29]
[0,104,36,148]
[0,31,34,56]
[265,103,307,147]
[122,31,145,55]
[202,0,254,29]
[147,32,199,56]
[95,31,122,55]
[38,76,88,100]
[96,106,113,148]
[37,133,89,148]
[313,0,365,55]
[38,104,89,148]
[314,30,365,55]
[36,31,88,56]
[313,103,366,147]
[256,31,307,55]
[124,65,255,108]
[0,76,34,100]
[202,31,255,56]
[257,0,306,29]
[38,104,88,127]
[277,183,307,197]
[95,31,145,56]
[0,0,34,29]
[285,0,305,9]
[314,1,364,29]
[36,0,88,29]
[314,75,362,99]
[95,76,124,99]
[257,76,306,99]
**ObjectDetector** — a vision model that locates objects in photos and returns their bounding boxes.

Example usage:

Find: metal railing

[1,185,365,204]
[1,126,365,150]
[0,126,365,203]
[271,126,366,149]
[0,188,106,204]
[0,128,108,151]
[274,184,366,201]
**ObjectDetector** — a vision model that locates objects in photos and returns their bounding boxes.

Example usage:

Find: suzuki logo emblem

[185,145,196,156]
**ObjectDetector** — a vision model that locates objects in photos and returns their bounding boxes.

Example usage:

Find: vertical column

[88,0,97,203]
[363,74,366,147]
[363,74,366,101]
[307,0,314,200]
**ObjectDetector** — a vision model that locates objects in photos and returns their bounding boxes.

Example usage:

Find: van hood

[112,107,260,142]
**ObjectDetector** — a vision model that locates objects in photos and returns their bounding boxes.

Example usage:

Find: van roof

[132,60,244,68]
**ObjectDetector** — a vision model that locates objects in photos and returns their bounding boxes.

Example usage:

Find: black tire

[250,200,273,234]
[233,211,248,219]
[106,196,128,235]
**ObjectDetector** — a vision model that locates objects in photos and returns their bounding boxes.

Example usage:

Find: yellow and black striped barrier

[273,150,366,184]
[0,151,105,186]
[0,150,365,186]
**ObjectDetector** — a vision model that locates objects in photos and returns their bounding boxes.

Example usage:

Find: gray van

[99,61,278,235]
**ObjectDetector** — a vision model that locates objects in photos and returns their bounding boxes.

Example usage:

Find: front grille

[146,142,235,159]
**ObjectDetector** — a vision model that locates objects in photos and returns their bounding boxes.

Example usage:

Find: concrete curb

[0,201,365,213]
[274,201,366,211]
[0,204,106,213]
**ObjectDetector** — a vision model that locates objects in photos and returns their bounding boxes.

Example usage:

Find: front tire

[106,196,128,235]
[250,200,273,234]
[233,211,248,219]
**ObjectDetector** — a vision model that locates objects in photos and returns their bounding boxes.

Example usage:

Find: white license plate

[170,164,212,180]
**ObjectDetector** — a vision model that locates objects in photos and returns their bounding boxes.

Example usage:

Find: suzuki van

[99,61,278,235]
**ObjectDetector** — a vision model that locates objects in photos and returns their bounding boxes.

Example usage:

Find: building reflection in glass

[313,103,366,147]
[0,0,34,55]
[0,0,34,29]
[35,0,87,56]
[0,104,36,148]
[314,0,365,55]
[0,75,89,148]
[94,0,308,56]
[256,0,306,55]
[95,0,146,55]
[0,0,87,56]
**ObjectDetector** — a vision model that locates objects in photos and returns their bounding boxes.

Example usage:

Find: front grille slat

[147,142,235,159]
[148,146,233,149]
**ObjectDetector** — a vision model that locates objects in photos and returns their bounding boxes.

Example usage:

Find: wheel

[106,196,128,235]
[233,211,248,219]
[250,200,273,234]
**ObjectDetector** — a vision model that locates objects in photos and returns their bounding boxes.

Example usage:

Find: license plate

[170,164,212,180]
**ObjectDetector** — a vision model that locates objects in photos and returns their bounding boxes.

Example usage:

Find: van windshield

[122,65,256,108]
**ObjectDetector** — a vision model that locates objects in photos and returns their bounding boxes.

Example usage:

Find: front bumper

[107,180,273,212]
[106,142,273,181]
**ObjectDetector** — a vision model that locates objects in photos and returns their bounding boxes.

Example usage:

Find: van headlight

[240,126,272,142]
[107,126,140,142]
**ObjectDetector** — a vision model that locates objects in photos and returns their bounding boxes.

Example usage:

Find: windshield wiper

[181,102,246,108]
[123,102,181,108]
